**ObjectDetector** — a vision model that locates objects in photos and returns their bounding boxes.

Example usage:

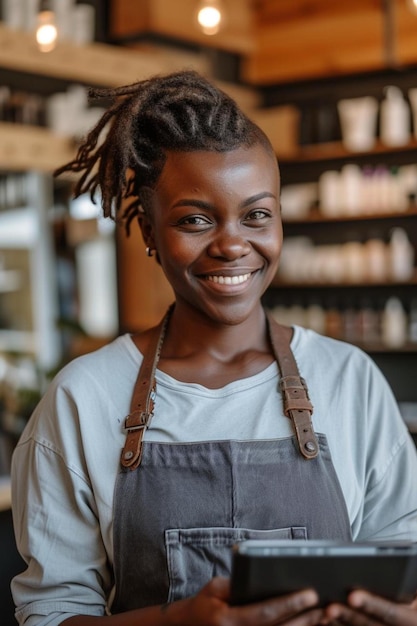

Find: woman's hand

[324,590,417,626]
[166,577,324,626]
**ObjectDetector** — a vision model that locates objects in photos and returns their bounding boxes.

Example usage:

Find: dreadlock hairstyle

[54,70,274,234]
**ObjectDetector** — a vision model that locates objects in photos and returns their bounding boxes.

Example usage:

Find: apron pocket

[165,525,307,602]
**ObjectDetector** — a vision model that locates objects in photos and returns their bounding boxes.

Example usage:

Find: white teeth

[207,273,251,285]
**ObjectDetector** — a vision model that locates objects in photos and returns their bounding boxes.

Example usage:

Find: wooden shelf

[0,122,77,173]
[0,22,191,88]
[271,271,417,289]
[279,139,417,165]
[283,206,417,226]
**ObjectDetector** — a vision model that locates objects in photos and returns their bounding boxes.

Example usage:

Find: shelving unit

[258,59,417,419]
[264,130,417,410]
[0,174,61,369]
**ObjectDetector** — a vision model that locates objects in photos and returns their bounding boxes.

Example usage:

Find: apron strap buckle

[279,375,318,460]
[124,410,150,432]
[121,411,153,469]
[280,376,314,415]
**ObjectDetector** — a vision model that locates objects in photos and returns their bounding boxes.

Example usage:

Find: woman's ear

[137,212,155,250]
[137,186,156,249]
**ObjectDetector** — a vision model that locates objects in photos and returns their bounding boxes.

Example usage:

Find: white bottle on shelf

[340,164,363,215]
[318,170,341,217]
[388,228,415,281]
[342,238,365,283]
[380,86,411,147]
[381,297,408,348]
[364,236,388,283]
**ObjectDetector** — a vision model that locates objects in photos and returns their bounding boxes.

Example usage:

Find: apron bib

[111,309,352,612]
[112,437,351,612]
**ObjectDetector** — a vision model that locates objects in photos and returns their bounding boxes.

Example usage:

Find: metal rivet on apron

[304,441,317,453]
[124,451,134,460]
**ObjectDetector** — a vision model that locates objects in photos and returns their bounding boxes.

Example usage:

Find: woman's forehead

[150,145,280,209]
[160,144,278,179]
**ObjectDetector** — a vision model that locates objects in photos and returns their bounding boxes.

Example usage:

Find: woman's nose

[207,226,251,260]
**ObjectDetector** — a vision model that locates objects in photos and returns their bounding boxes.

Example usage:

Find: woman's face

[142,143,282,326]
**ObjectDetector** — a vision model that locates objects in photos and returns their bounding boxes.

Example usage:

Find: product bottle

[340,164,363,215]
[364,233,387,283]
[342,235,365,283]
[381,297,407,348]
[318,170,341,217]
[358,298,380,344]
[380,86,411,147]
[389,228,415,282]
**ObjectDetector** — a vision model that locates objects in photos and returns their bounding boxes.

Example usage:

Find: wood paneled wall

[244,0,417,84]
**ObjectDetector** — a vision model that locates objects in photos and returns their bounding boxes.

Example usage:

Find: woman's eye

[177,215,211,227]
[245,209,270,222]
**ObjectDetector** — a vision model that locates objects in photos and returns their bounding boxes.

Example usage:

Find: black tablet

[230,540,417,607]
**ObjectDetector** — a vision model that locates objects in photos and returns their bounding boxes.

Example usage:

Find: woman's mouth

[205,273,251,285]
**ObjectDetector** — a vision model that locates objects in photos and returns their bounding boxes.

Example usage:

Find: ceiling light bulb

[197,1,223,36]
[36,9,58,52]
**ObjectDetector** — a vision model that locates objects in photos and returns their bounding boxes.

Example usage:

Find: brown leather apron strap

[120,306,173,470]
[121,307,319,470]
[266,311,319,460]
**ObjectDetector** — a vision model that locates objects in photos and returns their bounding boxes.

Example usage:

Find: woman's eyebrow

[240,192,276,208]
[171,192,277,211]
[171,199,213,210]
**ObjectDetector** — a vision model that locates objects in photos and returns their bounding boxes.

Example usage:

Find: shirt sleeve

[350,354,417,542]
[11,383,113,626]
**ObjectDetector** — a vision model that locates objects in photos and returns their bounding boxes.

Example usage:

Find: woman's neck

[162,302,270,360]
[153,303,275,388]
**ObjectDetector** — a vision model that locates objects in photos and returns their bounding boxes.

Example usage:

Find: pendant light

[196,0,225,36]
[36,0,58,53]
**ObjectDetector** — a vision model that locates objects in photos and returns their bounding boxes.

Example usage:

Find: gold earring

[146,247,154,257]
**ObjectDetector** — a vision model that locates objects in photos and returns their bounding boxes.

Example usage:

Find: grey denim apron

[111,312,352,613]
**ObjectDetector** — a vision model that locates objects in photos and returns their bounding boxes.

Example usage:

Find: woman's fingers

[349,591,417,626]
[192,579,322,626]
[325,590,417,626]
[232,589,322,626]
[283,607,325,626]
[326,603,384,626]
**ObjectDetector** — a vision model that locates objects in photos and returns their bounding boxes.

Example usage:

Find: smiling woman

[9,70,417,626]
